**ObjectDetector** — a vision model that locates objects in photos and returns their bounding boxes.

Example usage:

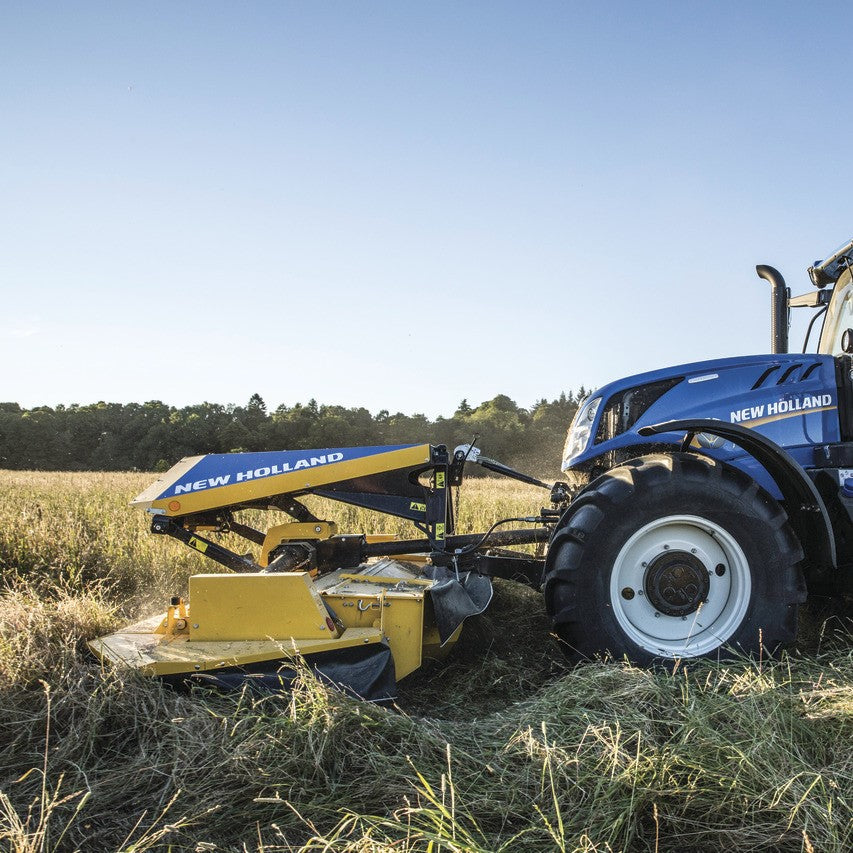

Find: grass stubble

[0,470,850,852]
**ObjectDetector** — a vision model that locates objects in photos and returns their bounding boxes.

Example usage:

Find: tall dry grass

[0,470,851,852]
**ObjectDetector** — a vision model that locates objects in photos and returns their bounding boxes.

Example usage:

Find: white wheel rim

[609,514,751,658]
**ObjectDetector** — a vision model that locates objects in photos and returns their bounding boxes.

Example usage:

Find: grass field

[0,470,851,852]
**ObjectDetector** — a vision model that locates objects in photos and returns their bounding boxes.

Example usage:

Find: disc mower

[89,443,561,701]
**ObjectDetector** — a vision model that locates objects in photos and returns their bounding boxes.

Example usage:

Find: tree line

[0,390,588,475]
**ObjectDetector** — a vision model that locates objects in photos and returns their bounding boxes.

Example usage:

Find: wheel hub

[643,550,710,616]
[608,515,751,658]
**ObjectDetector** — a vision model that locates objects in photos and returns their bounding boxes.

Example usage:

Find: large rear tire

[544,453,806,664]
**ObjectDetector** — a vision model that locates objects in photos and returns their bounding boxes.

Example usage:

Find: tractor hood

[563,353,841,473]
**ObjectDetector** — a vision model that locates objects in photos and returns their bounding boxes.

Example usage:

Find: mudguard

[638,419,836,570]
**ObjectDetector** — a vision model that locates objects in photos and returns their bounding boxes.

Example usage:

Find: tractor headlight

[562,396,601,468]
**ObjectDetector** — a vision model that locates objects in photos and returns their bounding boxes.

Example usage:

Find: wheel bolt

[654,612,660,618]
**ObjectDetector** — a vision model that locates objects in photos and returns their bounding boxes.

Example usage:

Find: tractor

[545,238,853,663]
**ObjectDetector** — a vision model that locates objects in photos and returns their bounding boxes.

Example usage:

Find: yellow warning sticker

[188,536,208,554]
[410,501,426,512]
[435,523,445,540]
[436,471,446,489]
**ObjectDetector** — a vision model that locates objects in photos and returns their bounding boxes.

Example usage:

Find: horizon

[0,386,583,418]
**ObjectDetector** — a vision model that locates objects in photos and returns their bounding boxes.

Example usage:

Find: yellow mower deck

[89,558,458,683]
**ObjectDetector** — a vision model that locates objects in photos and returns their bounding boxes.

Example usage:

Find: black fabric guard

[422,567,494,645]
[170,641,398,703]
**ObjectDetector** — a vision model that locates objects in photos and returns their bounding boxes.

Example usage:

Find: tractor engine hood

[563,353,841,474]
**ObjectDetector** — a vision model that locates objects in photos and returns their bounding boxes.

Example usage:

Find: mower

[89,443,559,700]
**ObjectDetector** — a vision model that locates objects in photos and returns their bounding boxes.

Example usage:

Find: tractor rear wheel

[544,453,806,664]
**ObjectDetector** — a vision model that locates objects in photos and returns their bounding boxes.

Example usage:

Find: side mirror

[842,329,853,354]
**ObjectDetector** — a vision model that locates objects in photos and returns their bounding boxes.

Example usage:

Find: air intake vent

[595,378,682,444]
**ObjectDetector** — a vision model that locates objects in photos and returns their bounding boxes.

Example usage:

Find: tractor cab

[817,257,853,356]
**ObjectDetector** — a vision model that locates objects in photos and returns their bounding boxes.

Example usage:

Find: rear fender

[638,419,836,571]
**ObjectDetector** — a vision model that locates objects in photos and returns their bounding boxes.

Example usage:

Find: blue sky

[1,2,850,417]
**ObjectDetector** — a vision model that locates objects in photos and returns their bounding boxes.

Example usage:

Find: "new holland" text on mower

[174,452,346,493]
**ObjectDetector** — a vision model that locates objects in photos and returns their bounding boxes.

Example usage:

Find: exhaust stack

[756,265,789,354]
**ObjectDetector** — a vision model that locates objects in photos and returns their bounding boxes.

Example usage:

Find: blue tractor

[543,237,853,664]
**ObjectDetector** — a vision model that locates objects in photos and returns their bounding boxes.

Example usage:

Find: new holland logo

[173,452,345,494]
[730,393,833,424]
